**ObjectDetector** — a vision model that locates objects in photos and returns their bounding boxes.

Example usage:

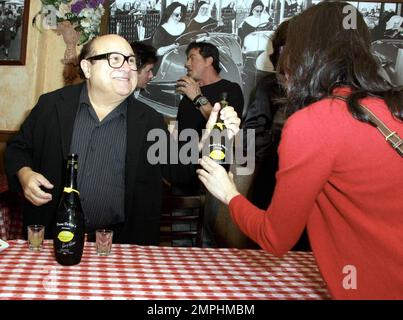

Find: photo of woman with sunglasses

[152,1,187,56]
[186,1,218,33]
[237,0,270,46]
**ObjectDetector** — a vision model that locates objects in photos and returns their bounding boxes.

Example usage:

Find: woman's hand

[197,156,240,205]
[198,103,240,152]
[202,102,240,138]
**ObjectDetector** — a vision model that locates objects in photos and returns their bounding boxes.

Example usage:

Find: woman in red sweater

[197,1,403,299]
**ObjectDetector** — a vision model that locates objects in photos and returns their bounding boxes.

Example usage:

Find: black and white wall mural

[108,0,402,117]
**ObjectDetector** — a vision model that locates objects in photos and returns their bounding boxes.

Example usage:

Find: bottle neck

[64,158,79,192]
[216,99,228,125]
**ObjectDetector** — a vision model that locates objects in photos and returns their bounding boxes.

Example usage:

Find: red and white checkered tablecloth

[0,240,330,300]
[0,205,23,241]
[0,177,24,240]
[0,174,24,240]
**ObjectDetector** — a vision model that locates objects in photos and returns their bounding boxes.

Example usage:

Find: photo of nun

[152,2,186,56]
[186,1,218,33]
[238,0,270,46]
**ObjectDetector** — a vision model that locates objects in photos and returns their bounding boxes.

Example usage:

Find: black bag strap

[331,95,403,157]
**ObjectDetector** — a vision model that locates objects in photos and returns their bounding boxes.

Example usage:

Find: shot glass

[96,229,113,256]
[27,225,45,251]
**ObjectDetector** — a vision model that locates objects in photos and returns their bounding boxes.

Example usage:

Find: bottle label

[209,149,226,160]
[54,221,83,258]
[63,187,80,195]
[57,230,74,242]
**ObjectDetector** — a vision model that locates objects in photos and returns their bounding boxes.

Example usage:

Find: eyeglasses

[254,9,262,13]
[86,52,137,70]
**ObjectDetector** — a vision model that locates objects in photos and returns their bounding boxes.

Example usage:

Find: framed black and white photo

[356,1,402,87]
[106,0,402,117]
[0,0,30,65]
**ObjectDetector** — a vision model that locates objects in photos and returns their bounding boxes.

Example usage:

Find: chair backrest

[160,193,205,247]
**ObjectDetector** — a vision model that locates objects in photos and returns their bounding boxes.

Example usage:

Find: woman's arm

[199,105,339,256]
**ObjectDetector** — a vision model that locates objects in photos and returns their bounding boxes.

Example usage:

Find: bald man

[5,35,241,245]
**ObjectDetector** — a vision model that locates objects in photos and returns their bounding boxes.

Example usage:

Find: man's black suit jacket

[5,83,192,245]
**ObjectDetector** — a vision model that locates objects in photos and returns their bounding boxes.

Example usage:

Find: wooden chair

[160,193,205,247]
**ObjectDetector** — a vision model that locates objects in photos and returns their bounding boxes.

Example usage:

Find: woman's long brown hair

[278,1,402,123]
